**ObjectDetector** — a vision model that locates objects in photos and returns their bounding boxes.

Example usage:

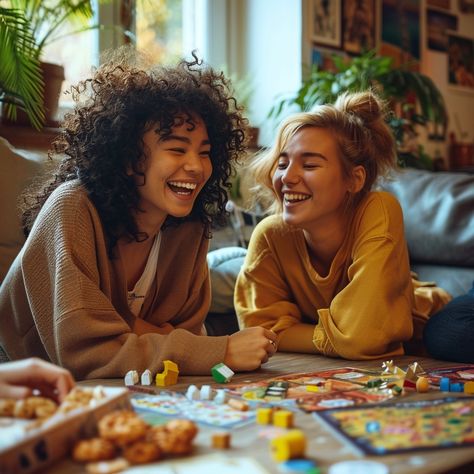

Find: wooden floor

[49,352,474,474]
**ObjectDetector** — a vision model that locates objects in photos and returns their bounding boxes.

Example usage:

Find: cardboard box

[0,387,130,474]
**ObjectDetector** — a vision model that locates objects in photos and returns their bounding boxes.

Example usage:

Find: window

[136,0,183,64]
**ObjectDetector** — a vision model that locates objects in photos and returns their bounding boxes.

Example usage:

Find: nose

[183,151,204,174]
[280,161,300,185]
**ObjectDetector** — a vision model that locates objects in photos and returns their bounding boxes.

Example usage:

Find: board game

[131,392,255,429]
[316,396,474,455]
[424,365,474,385]
[226,368,396,412]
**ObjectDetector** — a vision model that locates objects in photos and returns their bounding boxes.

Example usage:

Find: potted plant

[269,51,448,170]
[0,6,44,129]
[1,0,105,128]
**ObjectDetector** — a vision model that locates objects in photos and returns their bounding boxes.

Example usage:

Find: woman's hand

[0,358,75,402]
[224,327,278,372]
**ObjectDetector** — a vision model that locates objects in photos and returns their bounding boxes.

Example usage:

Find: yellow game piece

[155,360,179,387]
[273,409,294,428]
[256,407,273,425]
[270,429,306,462]
[416,376,430,393]
[306,385,319,392]
[212,432,231,449]
[464,381,474,394]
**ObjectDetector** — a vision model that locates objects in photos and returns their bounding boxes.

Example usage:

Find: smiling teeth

[284,193,310,202]
[169,181,197,190]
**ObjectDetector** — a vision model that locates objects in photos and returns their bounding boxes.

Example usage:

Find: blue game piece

[279,459,318,472]
[450,382,464,392]
[440,377,450,392]
[366,421,381,433]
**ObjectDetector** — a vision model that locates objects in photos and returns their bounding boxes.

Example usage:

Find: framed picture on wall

[427,9,458,52]
[448,34,474,90]
[310,0,342,48]
[343,0,377,54]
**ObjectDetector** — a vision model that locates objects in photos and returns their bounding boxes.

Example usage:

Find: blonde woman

[235,91,450,360]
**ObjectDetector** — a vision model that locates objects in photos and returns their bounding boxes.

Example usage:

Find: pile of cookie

[72,409,198,469]
[0,396,58,420]
[0,386,107,422]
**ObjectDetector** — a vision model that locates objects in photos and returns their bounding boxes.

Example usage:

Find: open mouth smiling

[168,181,198,196]
[284,192,311,203]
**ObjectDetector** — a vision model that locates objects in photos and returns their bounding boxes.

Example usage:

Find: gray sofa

[206,168,474,335]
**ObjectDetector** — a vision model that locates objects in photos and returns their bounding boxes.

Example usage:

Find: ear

[350,165,366,193]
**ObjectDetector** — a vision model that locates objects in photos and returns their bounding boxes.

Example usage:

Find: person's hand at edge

[0,357,75,402]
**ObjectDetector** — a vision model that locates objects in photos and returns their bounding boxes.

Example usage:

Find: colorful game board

[424,365,474,386]
[131,392,255,429]
[226,368,397,412]
[316,396,474,455]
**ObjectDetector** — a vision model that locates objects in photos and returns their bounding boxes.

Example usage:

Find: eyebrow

[278,151,327,161]
[162,134,211,146]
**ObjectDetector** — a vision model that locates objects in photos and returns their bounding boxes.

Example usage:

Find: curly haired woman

[235,91,450,360]
[0,51,276,379]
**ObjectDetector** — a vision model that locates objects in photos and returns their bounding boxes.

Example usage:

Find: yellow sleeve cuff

[312,322,338,357]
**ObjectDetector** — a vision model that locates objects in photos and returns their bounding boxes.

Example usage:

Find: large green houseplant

[1,0,104,129]
[269,51,448,170]
[0,6,43,129]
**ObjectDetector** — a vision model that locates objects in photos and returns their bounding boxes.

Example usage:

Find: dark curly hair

[22,50,247,253]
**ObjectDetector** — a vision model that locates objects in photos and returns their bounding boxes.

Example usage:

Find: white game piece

[200,384,214,400]
[186,384,200,400]
[124,370,139,386]
[140,369,152,385]
[214,389,228,404]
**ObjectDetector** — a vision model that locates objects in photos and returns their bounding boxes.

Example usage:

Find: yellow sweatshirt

[235,192,450,360]
[0,181,228,379]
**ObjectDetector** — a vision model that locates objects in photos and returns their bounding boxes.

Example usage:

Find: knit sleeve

[234,217,316,352]
[21,184,228,379]
[314,193,415,360]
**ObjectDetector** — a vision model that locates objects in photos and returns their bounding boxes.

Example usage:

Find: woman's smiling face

[272,126,352,231]
[136,116,212,229]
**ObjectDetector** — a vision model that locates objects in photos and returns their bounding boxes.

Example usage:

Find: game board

[316,396,474,455]
[130,392,255,429]
[226,368,397,412]
[424,365,474,386]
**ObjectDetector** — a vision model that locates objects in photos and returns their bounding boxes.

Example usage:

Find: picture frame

[448,34,474,90]
[381,0,421,62]
[343,0,377,54]
[427,8,458,52]
[310,0,342,49]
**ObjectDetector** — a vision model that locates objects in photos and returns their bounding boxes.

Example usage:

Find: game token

[211,363,235,383]
[415,376,430,393]
[464,381,474,394]
[186,384,200,400]
[140,369,152,386]
[440,377,450,392]
[200,385,214,400]
[328,460,389,474]
[450,382,464,392]
[124,370,139,386]
[279,458,318,473]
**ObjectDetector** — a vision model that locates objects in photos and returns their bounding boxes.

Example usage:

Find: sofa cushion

[0,137,47,282]
[207,246,246,314]
[380,169,474,267]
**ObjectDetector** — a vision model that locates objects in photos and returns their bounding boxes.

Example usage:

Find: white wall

[236,0,303,146]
